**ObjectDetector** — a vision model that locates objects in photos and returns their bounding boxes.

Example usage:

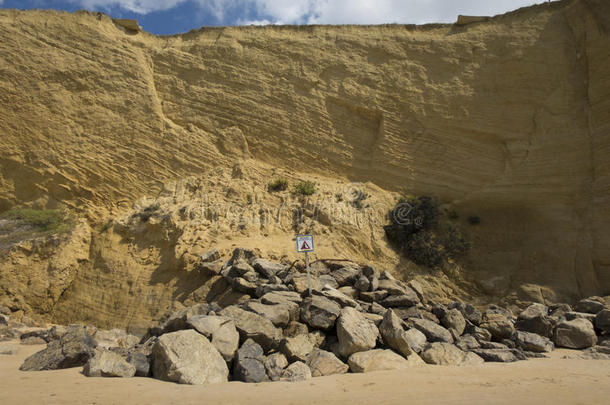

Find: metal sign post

[296,234,315,296]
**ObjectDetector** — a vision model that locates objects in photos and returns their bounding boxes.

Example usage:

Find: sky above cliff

[2,0,552,35]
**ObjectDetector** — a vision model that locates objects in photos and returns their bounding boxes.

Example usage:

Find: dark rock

[410,318,453,343]
[355,276,370,292]
[448,302,482,325]
[381,291,420,308]
[330,266,361,287]
[127,352,150,377]
[514,331,553,353]
[464,321,492,342]
[200,249,221,263]
[515,303,554,338]
[233,339,268,383]
[573,298,606,314]
[377,279,407,295]
[471,349,520,363]
[553,318,597,349]
[455,334,481,351]
[479,341,509,350]
[300,296,341,331]
[20,326,95,371]
[595,309,610,333]
[253,258,286,279]
[359,290,389,303]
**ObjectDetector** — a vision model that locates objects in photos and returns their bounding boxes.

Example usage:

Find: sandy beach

[1,341,608,405]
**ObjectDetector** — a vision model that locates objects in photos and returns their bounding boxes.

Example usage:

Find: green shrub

[3,208,72,234]
[294,181,316,196]
[268,178,289,192]
[384,196,470,268]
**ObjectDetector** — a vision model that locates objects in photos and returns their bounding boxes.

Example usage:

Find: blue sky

[0,1,550,35]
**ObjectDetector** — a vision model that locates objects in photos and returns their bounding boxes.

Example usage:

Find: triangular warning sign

[301,241,311,250]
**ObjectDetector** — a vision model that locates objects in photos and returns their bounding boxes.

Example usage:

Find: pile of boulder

[8,248,610,384]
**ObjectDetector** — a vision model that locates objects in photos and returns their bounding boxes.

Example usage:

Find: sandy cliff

[0,0,608,331]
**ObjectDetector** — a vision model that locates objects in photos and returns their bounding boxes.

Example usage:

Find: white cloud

[62,0,550,23]
[65,0,188,14]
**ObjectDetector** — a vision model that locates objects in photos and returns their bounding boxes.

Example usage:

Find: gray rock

[127,352,150,377]
[379,310,412,359]
[233,339,268,383]
[421,343,484,366]
[187,315,239,362]
[261,291,301,320]
[403,328,427,353]
[281,361,311,382]
[338,286,359,299]
[595,309,610,333]
[348,349,423,373]
[407,280,426,303]
[84,350,136,378]
[20,326,95,371]
[377,279,407,295]
[411,318,453,343]
[152,330,228,385]
[336,307,378,357]
[514,331,554,353]
[255,283,290,298]
[455,334,481,351]
[220,306,282,352]
[264,352,288,381]
[253,258,286,278]
[162,303,211,333]
[230,277,258,295]
[359,290,389,303]
[300,296,342,331]
[315,287,361,309]
[330,266,361,287]
[515,303,554,338]
[441,309,466,338]
[245,301,290,328]
[574,298,606,314]
[471,349,520,363]
[306,349,349,377]
[564,312,597,322]
[449,302,482,325]
[553,318,597,349]
[355,276,370,292]
[200,249,221,263]
[381,291,420,308]
[480,313,515,341]
[464,321,492,342]
[281,335,314,362]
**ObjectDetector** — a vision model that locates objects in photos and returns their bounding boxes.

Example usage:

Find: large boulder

[594,309,610,333]
[306,349,349,377]
[233,339,268,383]
[127,352,150,377]
[553,318,597,349]
[245,301,290,328]
[300,296,342,331]
[92,329,140,350]
[20,326,95,371]
[253,258,286,279]
[514,331,554,353]
[573,298,606,314]
[336,307,378,357]
[410,318,453,343]
[281,335,314,362]
[83,350,136,378]
[403,328,427,353]
[264,352,288,381]
[515,303,554,338]
[348,349,423,373]
[152,330,228,385]
[330,266,361,287]
[281,361,312,382]
[379,310,412,358]
[220,306,282,352]
[480,313,515,341]
[421,343,484,366]
[187,315,239,362]
[441,309,466,338]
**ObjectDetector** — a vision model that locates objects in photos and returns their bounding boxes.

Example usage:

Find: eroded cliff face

[0,0,608,330]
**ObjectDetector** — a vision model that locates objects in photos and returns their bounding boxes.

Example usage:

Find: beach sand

[1,341,609,405]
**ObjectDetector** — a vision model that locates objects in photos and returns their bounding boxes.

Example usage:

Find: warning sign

[296,234,314,253]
